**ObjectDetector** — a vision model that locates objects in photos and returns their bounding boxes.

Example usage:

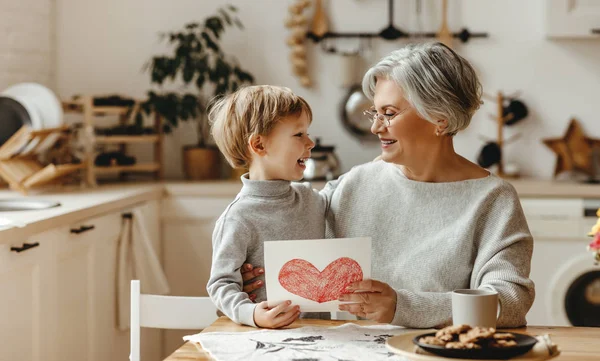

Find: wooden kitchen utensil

[437,0,453,47]
[311,0,329,38]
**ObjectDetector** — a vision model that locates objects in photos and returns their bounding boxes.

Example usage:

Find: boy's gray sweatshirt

[207,175,327,326]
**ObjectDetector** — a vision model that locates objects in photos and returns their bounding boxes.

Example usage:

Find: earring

[435,129,441,136]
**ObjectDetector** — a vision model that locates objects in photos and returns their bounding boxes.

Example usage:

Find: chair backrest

[130,280,218,361]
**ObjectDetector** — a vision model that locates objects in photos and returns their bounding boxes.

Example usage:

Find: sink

[0,199,61,212]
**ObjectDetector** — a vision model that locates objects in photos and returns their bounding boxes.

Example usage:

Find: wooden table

[164,317,600,361]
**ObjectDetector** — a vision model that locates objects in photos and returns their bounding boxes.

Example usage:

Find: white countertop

[1,178,598,243]
[0,184,164,242]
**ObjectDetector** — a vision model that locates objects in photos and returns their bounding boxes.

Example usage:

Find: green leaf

[227,5,237,12]
[215,57,231,79]
[205,17,224,39]
[208,67,219,82]
[175,44,189,58]
[195,72,206,89]
[218,8,232,25]
[182,58,195,83]
[215,81,228,96]
[201,31,219,52]
[185,22,199,30]
[234,18,244,29]
[234,67,254,84]
[150,56,172,85]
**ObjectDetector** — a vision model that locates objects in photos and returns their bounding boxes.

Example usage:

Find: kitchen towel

[116,204,170,331]
[183,323,411,361]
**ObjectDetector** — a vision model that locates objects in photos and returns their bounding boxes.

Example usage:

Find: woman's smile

[379,138,398,148]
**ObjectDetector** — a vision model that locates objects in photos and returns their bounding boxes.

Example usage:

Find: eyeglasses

[362,107,396,127]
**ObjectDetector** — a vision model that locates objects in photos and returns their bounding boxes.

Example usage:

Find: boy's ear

[248,135,266,156]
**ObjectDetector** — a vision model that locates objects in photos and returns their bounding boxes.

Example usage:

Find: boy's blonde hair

[209,85,313,169]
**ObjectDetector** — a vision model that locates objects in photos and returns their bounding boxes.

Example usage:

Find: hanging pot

[340,84,376,141]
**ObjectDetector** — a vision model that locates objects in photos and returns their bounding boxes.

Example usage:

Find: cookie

[445,341,481,349]
[489,339,518,348]
[438,333,455,342]
[419,336,446,346]
[493,333,515,340]
[459,327,496,343]
[435,324,472,341]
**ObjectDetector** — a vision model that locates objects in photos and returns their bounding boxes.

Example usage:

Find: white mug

[452,289,499,328]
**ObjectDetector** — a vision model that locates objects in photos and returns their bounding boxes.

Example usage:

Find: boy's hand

[253,300,300,329]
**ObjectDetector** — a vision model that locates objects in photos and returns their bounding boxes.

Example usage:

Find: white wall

[55,0,600,179]
[0,0,55,90]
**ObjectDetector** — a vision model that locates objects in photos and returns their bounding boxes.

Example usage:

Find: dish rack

[62,95,163,186]
[0,126,85,194]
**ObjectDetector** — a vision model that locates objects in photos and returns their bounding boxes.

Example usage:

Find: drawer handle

[10,242,40,253]
[70,225,96,234]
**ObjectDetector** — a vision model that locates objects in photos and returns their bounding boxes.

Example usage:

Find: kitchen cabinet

[76,200,161,361]
[0,199,162,361]
[161,195,234,356]
[546,0,600,38]
[522,197,600,327]
[54,220,99,361]
[0,229,58,361]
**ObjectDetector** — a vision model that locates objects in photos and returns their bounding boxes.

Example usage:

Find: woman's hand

[338,279,398,323]
[253,300,299,329]
[241,263,265,302]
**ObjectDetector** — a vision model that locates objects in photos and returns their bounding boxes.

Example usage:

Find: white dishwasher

[523,197,600,327]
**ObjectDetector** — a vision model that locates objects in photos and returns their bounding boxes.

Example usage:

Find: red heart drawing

[278,257,363,303]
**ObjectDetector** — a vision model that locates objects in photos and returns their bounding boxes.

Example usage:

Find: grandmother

[242,42,535,328]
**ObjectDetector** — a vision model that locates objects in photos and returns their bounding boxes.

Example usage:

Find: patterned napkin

[184,323,411,361]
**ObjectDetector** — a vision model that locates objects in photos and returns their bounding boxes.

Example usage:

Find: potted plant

[141,5,254,179]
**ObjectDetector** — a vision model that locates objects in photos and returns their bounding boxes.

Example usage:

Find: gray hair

[362,42,482,136]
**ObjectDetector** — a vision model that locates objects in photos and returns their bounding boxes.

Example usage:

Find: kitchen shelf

[63,101,130,115]
[95,135,160,144]
[62,95,163,186]
[94,163,160,174]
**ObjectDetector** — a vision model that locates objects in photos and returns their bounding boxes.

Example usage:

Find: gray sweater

[324,160,535,328]
[207,175,327,327]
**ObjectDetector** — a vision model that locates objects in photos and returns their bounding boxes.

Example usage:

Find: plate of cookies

[387,325,538,360]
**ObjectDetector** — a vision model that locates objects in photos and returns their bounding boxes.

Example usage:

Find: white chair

[130,280,218,361]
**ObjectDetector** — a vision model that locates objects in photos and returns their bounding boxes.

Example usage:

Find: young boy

[206,85,327,329]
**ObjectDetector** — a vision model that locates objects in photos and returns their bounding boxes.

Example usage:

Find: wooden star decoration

[543,118,600,176]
